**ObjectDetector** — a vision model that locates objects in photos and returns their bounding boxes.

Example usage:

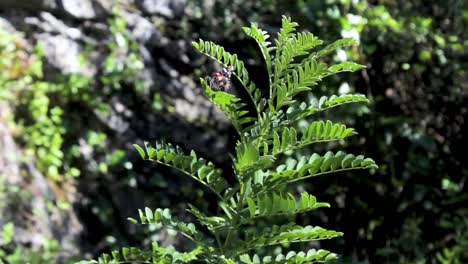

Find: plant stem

[214,232,224,255]
[223,181,247,255]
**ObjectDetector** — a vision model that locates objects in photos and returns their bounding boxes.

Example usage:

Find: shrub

[83,16,377,264]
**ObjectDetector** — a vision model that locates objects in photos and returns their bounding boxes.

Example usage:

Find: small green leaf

[133,144,146,159]
[247,197,257,217]
[127,217,138,224]
[145,207,154,222]
[122,247,130,261]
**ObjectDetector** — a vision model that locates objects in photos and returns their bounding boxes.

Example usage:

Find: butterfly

[209,66,234,91]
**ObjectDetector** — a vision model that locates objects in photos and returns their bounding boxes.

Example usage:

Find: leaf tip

[133,144,146,159]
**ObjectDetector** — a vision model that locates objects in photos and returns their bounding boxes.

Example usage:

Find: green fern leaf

[262,121,356,156]
[243,224,343,252]
[188,205,229,232]
[274,16,299,61]
[274,60,364,110]
[90,242,204,264]
[235,141,275,176]
[243,23,273,79]
[273,33,323,99]
[325,61,366,76]
[266,151,377,188]
[312,37,358,59]
[274,32,323,80]
[243,191,329,220]
[240,249,337,264]
[129,207,203,243]
[136,142,228,199]
[286,94,370,121]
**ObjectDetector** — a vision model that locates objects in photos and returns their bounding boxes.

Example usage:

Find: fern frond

[86,242,204,264]
[272,16,324,98]
[271,16,298,98]
[271,35,362,110]
[266,121,356,156]
[274,16,298,60]
[244,191,329,220]
[275,59,328,109]
[286,59,328,95]
[248,111,286,148]
[188,205,230,232]
[235,141,275,177]
[266,151,377,188]
[240,249,337,263]
[275,60,364,110]
[312,37,358,59]
[274,32,322,79]
[243,23,273,79]
[192,40,262,116]
[127,207,201,242]
[325,61,365,77]
[273,33,323,96]
[286,94,370,121]
[242,224,342,253]
[134,142,228,200]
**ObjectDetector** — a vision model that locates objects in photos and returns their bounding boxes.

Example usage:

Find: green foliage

[76,243,204,264]
[240,249,338,264]
[1,0,463,263]
[0,222,60,264]
[0,4,145,183]
[82,16,376,263]
[200,78,256,134]
[285,94,369,122]
[101,2,144,93]
[0,14,148,262]
[192,39,262,120]
[242,24,273,78]
[134,142,228,197]
[0,29,69,182]
[1,223,14,245]
[204,1,466,262]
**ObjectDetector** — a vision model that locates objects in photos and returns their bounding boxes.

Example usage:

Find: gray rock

[24,12,82,40]
[94,0,134,13]
[35,33,82,74]
[41,12,82,38]
[138,0,186,18]
[138,0,171,17]
[123,12,157,43]
[0,17,15,32]
[60,0,97,19]
[0,0,57,10]
[0,105,83,257]
[136,66,157,95]
[0,0,232,257]
[93,0,114,13]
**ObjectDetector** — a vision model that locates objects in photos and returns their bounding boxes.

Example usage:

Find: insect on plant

[209,66,234,91]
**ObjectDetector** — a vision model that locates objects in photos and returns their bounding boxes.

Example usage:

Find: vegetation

[81,16,377,263]
[0,0,466,263]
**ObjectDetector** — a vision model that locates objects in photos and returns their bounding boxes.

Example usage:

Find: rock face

[0,0,230,153]
[0,0,58,11]
[137,0,186,18]
[61,0,98,19]
[37,33,83,73]
[0,105,83,258]
[0,0,231,260]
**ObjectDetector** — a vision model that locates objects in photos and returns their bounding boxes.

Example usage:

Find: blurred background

[0,0,467,263]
